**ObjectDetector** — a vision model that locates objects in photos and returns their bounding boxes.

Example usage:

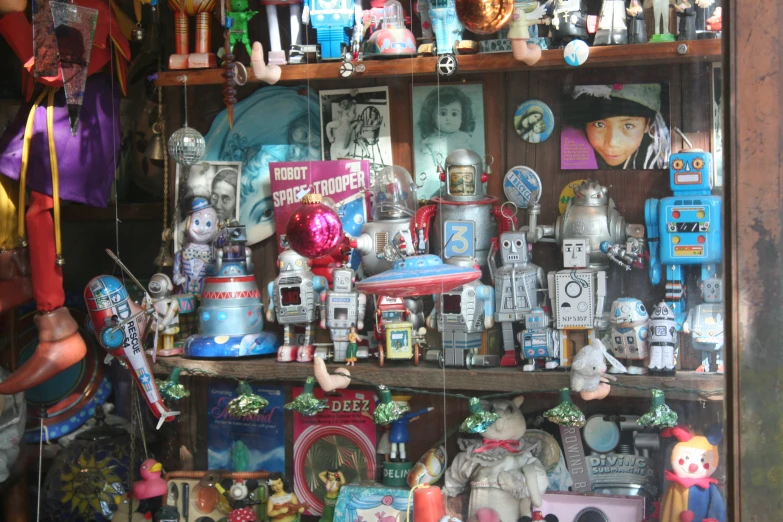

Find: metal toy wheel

[379,348,385,367]
[438,350,445,369]
[414,344,420,366]
[99,325,125,351]
[339,62,355,78]
[437,54,458,77]
[466,351,474,370]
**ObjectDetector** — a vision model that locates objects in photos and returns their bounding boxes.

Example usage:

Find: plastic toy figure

[216,222,253,276]
[547,238,608,368]
[508,1,547,65]
[645,149,721,326]
[385,397,433,461]
[414,149,516,277]
[649,0,674,42]
[545,0,588,48]
[302,0,363,60]
[600,237,646,271]
[148,273,181,357]
[173,197,219,296]
[674,0,696,41]
[488,231,546,367]
[428,0,462,75]
[648,301,677,375]
[427,257,496,368]
[626,0,646,44]
[318,470,346,522]
[227,0,258,57]
[215,478,265,522]
[683,277,724,374]
[267,249,328,363]
[660,426,726,522]
[168,0,218,68]
[608,297,649,375]
[346,327,360,365]
[517,307,563,371]
[593,0,627,45]
[267,473,305,522]
[263,0,304,64]
[317,267,367,363]
[134,459,167,500]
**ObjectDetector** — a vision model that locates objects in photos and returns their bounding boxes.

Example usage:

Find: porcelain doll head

[664,425,722,480]
[185,197,219,245]
[480,395,527,441]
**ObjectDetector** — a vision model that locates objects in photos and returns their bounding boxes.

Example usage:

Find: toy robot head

[573,180,609,208]
[610,297,648,327]
[700,277,723,303]
[278,249,310,273]
[650,301,675,323]
[226,223,248,245]
[331,267,354,292]
[500,231,529,265]
[670,150,714,195]
[444,149,485,200]
[373,166,417,220]
[562,238,589,268]
[148,273,174,299]
[525,307,550,329]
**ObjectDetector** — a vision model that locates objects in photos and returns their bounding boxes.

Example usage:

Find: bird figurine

[133,459,168,500]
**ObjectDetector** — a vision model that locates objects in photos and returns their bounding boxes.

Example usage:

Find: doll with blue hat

[173,197,219,295]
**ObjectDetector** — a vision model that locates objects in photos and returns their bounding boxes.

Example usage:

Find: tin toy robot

[173,197,219,296]
[216,222,253,276]
[414,149,516,280]
[426,256,496,368]
[608,297,649,375]
[648,301,677,375]
[645,149,721,326]
[302,0,363,60]
[267,249,328,362]
[517,307,563,371]
[148,273,181,357]
[593,0,628,45]
[683,277,724,373]
[547,238,608,368]
[488,230,546,367]
[317,266,368,362]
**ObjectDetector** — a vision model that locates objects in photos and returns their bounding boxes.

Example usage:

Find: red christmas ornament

[286,193,343,259]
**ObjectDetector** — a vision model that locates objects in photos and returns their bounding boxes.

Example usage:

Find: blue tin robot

[645,150,721,327]
[303,0,362,60]
[517,307,563,371]
[429,0,462,75]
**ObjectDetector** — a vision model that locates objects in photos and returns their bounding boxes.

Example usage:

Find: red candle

[413,486,446,522]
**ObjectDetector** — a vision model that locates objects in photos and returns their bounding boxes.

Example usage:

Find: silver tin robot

[317,267,368,362]
[517,307,563,371]
[608,297,650,375]
[648,301,677,375]
[683,277,724,373]
[488,230,546,367]
[267,249,328,363]
[215,223,253,276]
[427,256,497,368]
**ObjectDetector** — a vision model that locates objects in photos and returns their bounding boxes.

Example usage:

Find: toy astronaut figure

[267,249,328,362]
[517,307,563,371]
[547,238,608,368]
[148,274,181,357]
[173,197,219,296]
[318,267,367,362]
[489,231,546,367]
[608,297,649,375]
[427,256,496,368]
[303,0,363,60]
[648,301,677,375]
[683,277,724,373]
[593,0,628,45]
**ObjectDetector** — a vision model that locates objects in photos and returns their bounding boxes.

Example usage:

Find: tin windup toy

[607,297,649,374]
[517,306,562,371]
[645,148,721,326]
[425,0,463,76]
[268,249,328,362]
[216,221,253,276]
[148,273,181,357]
[317,266,367,362]
[427,256,496,368]
[648,301,678,375]
[302,0,363,60]
[173,197,219,296]
[683,277,724,374]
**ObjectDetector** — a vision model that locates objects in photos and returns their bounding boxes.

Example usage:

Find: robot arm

[593,271,608,329]
[487,237,498,283]
[157,300,179,330]
[478,285,495,329]
[682,309,693,334]
[412,204,437,254]
[245,246,254,274]
[523,203,555,244]
[357,293,367,330]
[644,198,662,285]
[215,247,224,275]
[547,271,555,301]
[266,281,276,322]
[354,233,373,257]
[313,276,328,293]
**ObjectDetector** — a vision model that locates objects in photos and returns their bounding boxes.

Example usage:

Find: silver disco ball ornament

[168,126,206,166]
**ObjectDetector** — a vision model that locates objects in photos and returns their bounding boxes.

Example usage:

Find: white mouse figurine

[571,339,626,401]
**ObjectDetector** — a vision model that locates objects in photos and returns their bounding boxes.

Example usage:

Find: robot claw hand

[599,240,646,271]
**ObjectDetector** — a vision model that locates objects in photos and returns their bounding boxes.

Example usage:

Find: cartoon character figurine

[608,297,649,375]
[215,478,265,522]
[648,301,678,375]
[442,396,549,520]
[318,470,346,522]
[674,0,697,41]
[626,0,646,44]
[302,0,363,60]
[508,1,547,65]
[427,256,496,368]
[593,0,628,45]
[224,0,258,58]
[148,274,181,357]
[489,231,546,367]
[683,277,724,374]
[649,0,674,41]
[546,0,588,48]
[317,267,367,363]
[645,149,721,326]
[267,249,328,363]
[660,426,726,522]
[173,197,219,296]
[517,307,563,371]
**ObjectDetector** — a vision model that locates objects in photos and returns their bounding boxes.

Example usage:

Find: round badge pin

[514,100,555,144]
[558,179,587,214]
[564,39,589,66]
[503,167,542,209]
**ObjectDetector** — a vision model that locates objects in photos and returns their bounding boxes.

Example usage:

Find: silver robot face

[278,249,310,273]
[331,268,354,292]
[573,180,610,208]
[444,149,484,198]
[525,307,550,329]
[500,232,529,265]
[562,238,589,268]
[701,278,724,303]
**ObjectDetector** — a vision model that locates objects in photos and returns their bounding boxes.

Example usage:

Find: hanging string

[36,417,43,522]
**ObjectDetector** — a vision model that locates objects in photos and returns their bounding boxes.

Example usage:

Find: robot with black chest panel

[317,267,367,362]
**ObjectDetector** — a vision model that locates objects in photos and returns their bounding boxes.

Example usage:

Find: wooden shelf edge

[61,202,163,222]
[155,40,721,86]
[153,355,724,401]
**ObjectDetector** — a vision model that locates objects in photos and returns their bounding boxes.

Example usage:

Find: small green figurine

[228,0,258,57]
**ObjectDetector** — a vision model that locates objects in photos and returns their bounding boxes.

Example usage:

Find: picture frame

[173,161,242,254]
[412,83,486,199]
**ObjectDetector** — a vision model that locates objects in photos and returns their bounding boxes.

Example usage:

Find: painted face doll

[173,197,219,295]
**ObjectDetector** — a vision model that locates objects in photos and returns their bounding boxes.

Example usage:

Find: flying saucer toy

[355,254,481,297]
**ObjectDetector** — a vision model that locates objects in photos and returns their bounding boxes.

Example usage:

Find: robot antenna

[500,201,518,231]
[673,127,693,149]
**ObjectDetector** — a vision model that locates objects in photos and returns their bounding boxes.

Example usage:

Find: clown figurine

[173,197,219,296]
[148,274,181,357]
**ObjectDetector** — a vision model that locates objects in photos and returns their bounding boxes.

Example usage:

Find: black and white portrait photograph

[319,87,392,173]
[174,161,242,252]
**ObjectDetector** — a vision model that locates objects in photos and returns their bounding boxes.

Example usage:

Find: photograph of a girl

[514,100,554,143]
[413,84,485,198]
[560,83,671,170]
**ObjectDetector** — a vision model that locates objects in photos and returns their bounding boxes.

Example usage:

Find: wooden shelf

[154,356,724,401]
[61,203,163,222]
[154,40,722,86]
